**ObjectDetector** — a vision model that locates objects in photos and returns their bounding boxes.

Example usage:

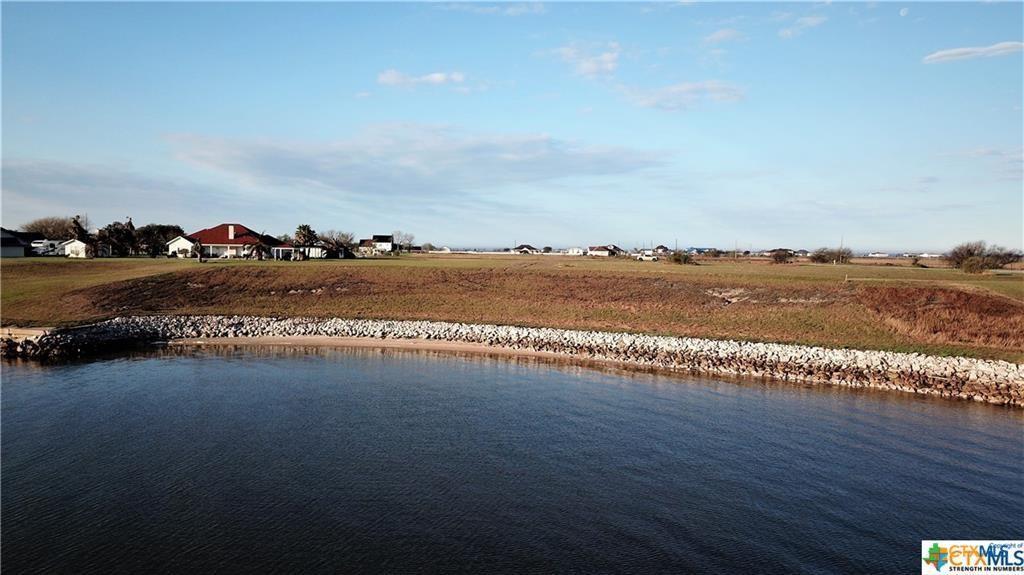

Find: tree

[810,247,853,264]
[20,216,78,240]
[319,230,355,251]
[135,224,185,257]
[542,246,552,253]
[101,219,137,257]
[294,225,318,246]
[421,242,435,252]
[946,241,1022,273]
[770,249,793,264]
[392,230,415,251]
[277,233,293,244]
[705,248,721,258]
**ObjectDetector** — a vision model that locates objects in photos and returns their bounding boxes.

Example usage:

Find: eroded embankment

[3,315,1022,406]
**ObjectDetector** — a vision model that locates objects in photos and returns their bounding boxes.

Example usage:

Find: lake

[2,345,1022,573]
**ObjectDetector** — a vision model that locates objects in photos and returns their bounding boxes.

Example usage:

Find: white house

[358,235,396,255]
[166,223,286,258]
[166,236,196,257]
[566,247,585,256]
[588,245,623,257]
[62,239,90,258]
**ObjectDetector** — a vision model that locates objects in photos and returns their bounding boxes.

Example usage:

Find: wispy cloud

[778,15,827,38]
[944,147,1024,182]
[553,42,621,78]
[434,3,545,16]
[377,69,465,86]
[169,125,666,202]
[922,41,1024,63]
[899,7,909,17]
[623,81,744,111]
[0,159,232,228]
[703,28,745,44]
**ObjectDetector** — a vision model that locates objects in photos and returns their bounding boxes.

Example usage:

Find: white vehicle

[635,254,659,261]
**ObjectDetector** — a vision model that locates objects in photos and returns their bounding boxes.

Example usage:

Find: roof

[359,239,374,247]
[372,234,394,243]
[515,244,537,250]
[1,228,43,244]
[185,223,283,247]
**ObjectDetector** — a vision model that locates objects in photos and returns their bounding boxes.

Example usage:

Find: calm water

[2,346,1022,574]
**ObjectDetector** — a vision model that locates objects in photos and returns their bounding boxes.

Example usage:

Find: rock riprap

[3,315,1022,406]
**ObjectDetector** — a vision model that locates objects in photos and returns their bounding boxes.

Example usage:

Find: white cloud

[435,3,545,16]
[169,125,666,201]
[899,7,909,17]
[554,42,621,78]
[779,15,827,38]
[377,69,466,86]
[623,80,744,111]
[703,28,745,44]
[922,41,1024,64]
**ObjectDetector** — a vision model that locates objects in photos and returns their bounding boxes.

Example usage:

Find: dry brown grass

[856,286,1024,350]
[3,256,1022,361]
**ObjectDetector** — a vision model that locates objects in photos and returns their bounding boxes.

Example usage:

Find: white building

[166,236,196,257]
[62,239,90,258]
[566,247,585,256]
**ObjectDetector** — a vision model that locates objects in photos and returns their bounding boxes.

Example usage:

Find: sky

[2,1,1022,252]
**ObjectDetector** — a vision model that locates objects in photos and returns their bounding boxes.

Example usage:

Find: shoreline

[3,315,1022,406]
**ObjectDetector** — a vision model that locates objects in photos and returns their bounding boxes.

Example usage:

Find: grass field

[2,254,1022,362]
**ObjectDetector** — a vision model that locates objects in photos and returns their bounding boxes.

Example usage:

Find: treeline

[21,215,184,257]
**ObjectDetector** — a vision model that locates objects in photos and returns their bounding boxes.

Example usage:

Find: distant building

[514,244,539,254]
[867,252,890,258]
[566,247,585,256]
[588,245,624,257]
[358,235,396,255]
[61,239,91,258]
[794,249,810,257]
[166,223,285,258]
[0,228,30,258]
[654,245,670,255]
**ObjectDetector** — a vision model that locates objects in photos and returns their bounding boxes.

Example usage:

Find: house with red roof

[166,223,285,259]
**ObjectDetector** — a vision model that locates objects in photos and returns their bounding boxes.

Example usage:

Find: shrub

[770,249,792,264]
[670,251,694,265]
[961,256,987,274]
[810,247,853,264]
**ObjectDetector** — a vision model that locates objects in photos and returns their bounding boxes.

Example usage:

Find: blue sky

[2,1,1021,251]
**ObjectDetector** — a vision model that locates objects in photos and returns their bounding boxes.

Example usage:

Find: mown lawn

[2,255,1021,361]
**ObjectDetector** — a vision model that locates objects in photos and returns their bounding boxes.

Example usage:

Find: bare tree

[947,241,1022,273]
[21,216,79,240]
[319,230,355,251]
[392,230,415,251]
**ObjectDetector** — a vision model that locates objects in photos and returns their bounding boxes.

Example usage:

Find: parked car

[636,254,659,261]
